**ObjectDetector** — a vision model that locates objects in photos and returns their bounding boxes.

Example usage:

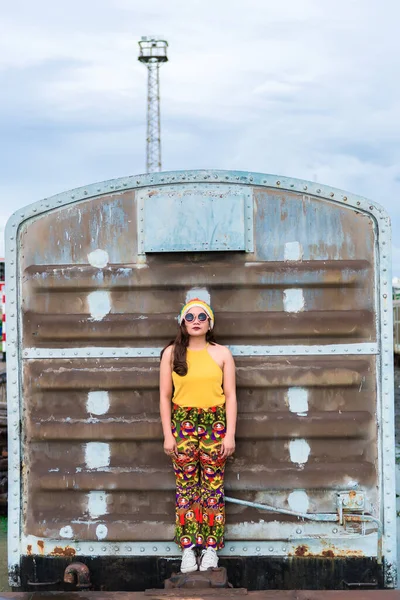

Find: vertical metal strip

[379,212,397,586]
[5,213,21,586]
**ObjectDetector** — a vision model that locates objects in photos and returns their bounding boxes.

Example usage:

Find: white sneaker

[199,546,218,571]
[181,547,198,573]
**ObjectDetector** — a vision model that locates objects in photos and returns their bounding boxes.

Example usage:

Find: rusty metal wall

[6,171,396,587]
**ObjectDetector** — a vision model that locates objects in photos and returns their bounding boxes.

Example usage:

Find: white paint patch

[283,289,304,313]
[87,291,111,321]
[185,288,211,305]
[287,387,308,416]
[284,241,303,261]
[59,526,73,539]
[288,490,309,513]
[87,491,108,518]
[96,524,108,540]
[88,249,109,268]
[85,442,110,469]
[87,391,110,415]
[289,439,310,465]
[343,478,358,488]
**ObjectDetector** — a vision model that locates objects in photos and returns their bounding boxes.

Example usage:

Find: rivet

[140,547,145,552]
[243,547,247,551]
[303,186,307,191]
[343,196,347,201]
[127,546,132,551]
[269,546,274,552]
[296,528,302,534]
[357,201,360,205]
[316,189,321,193]
[332,528,338,533]
[230,546,235,551]
[256,546,260,552]
[114,546,119,551]
[153,546,158,551]
[89,546,93,552]
[76,547,81,552]
[166,546,170,552]
[102,546,106,551]
[330,192,334,197]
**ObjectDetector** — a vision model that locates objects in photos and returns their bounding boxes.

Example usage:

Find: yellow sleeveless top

[172,346,225,408]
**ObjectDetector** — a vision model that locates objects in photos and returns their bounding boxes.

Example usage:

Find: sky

[1,0,400,275]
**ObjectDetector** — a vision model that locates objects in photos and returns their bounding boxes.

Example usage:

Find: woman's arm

[220,348,237,459]
[159,345,177,456]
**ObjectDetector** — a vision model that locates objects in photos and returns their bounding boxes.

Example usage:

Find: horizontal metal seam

[22,343,379,359]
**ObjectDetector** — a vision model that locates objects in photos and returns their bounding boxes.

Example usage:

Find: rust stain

[27,545,32,556]
[294,545,309,557]
[37,540,44,555]
[290,543,364,559]
[347,515,362,522]
[50,546,76,557]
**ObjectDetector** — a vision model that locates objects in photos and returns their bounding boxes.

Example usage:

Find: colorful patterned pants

[171,404,227,550]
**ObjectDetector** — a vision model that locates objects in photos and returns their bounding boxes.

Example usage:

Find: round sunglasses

[184,312,208,323]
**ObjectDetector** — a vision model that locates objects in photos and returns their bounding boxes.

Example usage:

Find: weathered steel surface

[3,591,400,598]
[22,354,377,541]
[18,185,378,540]
[7,170,395,589]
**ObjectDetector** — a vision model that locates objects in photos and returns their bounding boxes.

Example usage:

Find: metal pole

[146,61,161,173]
[138,38,168,174]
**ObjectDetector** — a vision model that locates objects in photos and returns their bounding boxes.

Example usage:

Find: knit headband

[178,298,215,330]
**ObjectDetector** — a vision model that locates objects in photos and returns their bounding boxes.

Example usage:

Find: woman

[159,298,237,573]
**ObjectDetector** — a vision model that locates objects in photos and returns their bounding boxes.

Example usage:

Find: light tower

[138,37,168,173]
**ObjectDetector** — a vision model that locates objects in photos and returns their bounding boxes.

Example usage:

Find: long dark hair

[161,322,217,376]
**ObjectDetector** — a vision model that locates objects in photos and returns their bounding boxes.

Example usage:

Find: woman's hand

[164,433,178,458]
[220,434,235,459]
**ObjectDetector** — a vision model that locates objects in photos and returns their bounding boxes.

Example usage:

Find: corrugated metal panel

[23,355,377,541]
[6,171,396,587]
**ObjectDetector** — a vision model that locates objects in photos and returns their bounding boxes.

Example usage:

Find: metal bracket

[337,491,366,525]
